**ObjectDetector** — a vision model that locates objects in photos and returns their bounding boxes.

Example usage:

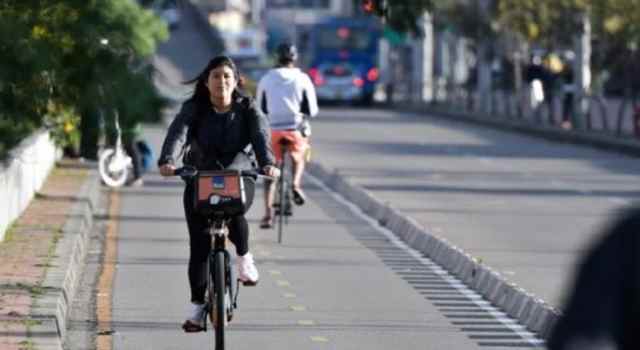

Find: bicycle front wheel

[213,252,226,349]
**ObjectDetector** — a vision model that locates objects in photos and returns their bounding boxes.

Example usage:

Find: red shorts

[271,130,309,163]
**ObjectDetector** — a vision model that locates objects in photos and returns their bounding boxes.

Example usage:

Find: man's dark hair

[276,42,298,65]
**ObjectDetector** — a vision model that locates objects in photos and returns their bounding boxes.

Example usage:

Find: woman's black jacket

[157,94,275,171]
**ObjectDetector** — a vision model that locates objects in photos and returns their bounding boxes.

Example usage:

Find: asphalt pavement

[103,122,545,349]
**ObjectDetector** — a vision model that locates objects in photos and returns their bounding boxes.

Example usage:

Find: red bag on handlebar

[194,170,251,216]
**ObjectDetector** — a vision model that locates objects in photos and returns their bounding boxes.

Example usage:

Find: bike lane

[107,123,541,349]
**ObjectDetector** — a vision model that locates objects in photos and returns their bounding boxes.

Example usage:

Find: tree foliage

[372,0,640,51]
[0,0,169,159]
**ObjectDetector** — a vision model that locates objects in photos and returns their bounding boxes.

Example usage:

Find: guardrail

[0,130,60,241]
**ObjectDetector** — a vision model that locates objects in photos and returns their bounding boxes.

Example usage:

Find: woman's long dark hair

[184,55,245,117]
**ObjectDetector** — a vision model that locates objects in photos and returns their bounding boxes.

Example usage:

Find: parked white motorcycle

[98,112,132,188]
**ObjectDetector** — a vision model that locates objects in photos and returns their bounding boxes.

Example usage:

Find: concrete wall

[0,130,60,241]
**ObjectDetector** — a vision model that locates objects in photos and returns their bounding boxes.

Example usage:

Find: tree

[0,0,169,159]
[356,0,437,35]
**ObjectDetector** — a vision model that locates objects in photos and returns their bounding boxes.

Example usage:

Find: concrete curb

[30,167,102,349]
[307,161,561,339]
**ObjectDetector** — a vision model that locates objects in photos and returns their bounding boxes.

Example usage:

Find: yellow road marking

[283,293,297,298]
[97,190,120,350]
[276,280,290,287]
[290,305,306,311]
[310,336,329,342]
[298,320,315,326]
[269,270,282,275]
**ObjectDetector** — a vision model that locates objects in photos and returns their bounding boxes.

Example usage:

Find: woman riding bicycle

[157,55,279,332]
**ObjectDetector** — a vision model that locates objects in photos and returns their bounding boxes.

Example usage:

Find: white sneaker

[237,253,259,285]
[182,302,205,332]
[188,302,206,322]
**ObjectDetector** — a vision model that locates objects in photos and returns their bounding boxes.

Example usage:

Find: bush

[0,117,37,161]
[45,103,81,157]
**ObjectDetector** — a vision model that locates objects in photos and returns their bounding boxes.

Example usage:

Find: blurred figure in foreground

[547,207,640,350]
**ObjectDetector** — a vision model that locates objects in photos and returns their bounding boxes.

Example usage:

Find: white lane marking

[307,173,545,346]
[608,197,630,206]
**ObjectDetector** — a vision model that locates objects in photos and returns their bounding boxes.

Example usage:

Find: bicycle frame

[204,217,238,350]
[172,166,271,350]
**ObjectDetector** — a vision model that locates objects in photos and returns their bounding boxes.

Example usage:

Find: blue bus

[306,17,381,105]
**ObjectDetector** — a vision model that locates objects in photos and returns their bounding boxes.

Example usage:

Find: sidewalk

[0,158,101,350]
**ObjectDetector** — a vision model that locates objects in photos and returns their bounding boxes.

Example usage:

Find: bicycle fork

[210,222,239,312]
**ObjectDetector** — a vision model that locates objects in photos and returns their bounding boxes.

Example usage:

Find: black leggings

[183,180,253,303]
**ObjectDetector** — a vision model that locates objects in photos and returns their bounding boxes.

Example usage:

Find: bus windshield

[317,26,372,51]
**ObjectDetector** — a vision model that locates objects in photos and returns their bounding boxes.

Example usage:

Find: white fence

[0,130,60,241]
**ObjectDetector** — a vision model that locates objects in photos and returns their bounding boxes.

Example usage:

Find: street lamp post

[573,12,591,130]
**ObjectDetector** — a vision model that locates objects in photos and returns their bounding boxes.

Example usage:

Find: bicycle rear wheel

[277,156,287,244]
[211,252,226,349]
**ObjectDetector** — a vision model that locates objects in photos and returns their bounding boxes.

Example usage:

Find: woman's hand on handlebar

[263,165,280,178]
[159,163,176,177]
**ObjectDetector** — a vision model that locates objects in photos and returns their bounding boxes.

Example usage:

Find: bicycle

[274,138,294,244]
[174,166,271,350]
[98,111,152,188]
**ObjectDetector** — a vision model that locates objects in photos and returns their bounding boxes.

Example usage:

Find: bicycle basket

[194,170,248,216]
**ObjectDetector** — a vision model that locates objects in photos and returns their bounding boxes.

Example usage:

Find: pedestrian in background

[560,51,576,130]
[122,121,145,186]
[525,54,548,120]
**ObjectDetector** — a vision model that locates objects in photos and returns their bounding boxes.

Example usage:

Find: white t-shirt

[256,67,319,130]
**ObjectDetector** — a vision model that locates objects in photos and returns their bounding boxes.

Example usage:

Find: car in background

[310,62,378,105]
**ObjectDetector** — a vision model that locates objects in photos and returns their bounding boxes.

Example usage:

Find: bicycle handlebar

[172,166,275,181]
